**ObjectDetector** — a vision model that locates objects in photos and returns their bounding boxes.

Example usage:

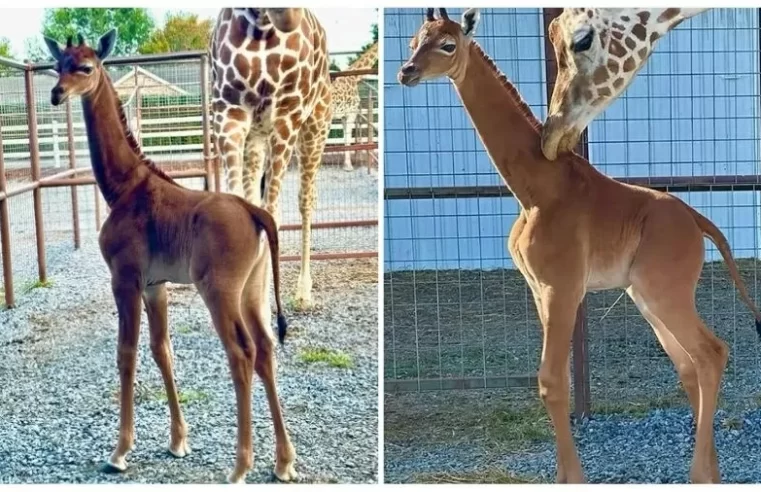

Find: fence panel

[1,50,378,307]
[383,7,761,411]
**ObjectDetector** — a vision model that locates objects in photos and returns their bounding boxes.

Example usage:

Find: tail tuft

[756,319,761,340]
[277,313,288,345]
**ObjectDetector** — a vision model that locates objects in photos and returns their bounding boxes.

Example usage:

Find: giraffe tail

[245,200,288,344]
[687,204,761,338]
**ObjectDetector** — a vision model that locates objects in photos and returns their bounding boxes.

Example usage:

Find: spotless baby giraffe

[399,8,761,484]
[44,30,297,484]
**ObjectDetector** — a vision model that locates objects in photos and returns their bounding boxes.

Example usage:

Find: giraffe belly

[146,259,193,286]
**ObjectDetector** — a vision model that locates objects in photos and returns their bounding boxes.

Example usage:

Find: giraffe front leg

[293,115,329,310]
[243,135,267,206]
[343,114,354,171]
[212,103,250,199]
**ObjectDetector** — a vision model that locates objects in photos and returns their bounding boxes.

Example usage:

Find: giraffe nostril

[401,64,418,75]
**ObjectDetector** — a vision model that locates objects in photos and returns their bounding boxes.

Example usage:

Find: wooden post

[542,7,591,419]
[365,91,374,173]
[24,67,47,284]
[65,100,80,249]
[0,109,15,307]
[200,54,213,192]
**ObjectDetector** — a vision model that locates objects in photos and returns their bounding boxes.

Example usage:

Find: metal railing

[0,50,379,308]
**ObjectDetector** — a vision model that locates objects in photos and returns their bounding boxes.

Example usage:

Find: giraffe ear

[97,28,117,60]
[43,36,63,62]
[461,8,480,37]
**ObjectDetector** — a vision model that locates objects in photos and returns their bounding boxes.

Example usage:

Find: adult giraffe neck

[450,41,563,210]
[80,69,175,207]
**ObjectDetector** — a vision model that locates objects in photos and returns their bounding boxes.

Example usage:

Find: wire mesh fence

[0,49,378,308]
[383,7,761,411]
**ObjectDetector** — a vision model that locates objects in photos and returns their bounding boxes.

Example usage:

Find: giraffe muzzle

[398,64,421,87]
[541,115,579,161]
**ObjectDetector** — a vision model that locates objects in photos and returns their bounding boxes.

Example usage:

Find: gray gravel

[0,240,378,484]
[384,395,761,484]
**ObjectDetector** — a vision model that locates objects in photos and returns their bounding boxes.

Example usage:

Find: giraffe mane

[469,41,541,132]
[102,71,177,185]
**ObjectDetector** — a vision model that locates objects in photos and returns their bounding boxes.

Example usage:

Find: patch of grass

[592,391,690,417]
[21,279,53,294]
[299,347,353,369]
[385,392,552,453]
[174,389,210,404]
[285,295,320,313]
[175,323,194,335]
[413,469,542,484]
[721,416,743,431]
[486,404,553,449]
[114,384,210,405]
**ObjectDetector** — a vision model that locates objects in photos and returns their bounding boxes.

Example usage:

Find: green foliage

[39,8,155,60]
[329,60,341,72]
[24,37,49,63]
[0,37,15,76]
[299,347,353,369]
[139,12,213,54]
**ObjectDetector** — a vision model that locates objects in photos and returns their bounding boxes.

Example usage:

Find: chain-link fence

[383,7,761,413]
[1,50,378,308]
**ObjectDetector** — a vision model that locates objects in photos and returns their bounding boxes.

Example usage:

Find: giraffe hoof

[168,439,191,458]
[101,457,127,474]
[274,463,298,482]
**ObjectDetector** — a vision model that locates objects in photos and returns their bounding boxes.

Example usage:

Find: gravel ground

[384,390,761,484]
[0,240,378,484]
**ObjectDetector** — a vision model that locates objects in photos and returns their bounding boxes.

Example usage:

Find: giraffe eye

[440,43,455,53]
[78,65,93,74]
[570,27,594,53]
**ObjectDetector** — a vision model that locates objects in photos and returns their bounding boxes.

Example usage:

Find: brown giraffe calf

[399,8,761,483]
[44,31,297,484]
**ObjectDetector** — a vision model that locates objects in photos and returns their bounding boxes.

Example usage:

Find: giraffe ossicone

[542,8,709,160]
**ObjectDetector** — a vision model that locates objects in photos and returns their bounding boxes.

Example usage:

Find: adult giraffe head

[541,8,708,160]
[44,29,117,106]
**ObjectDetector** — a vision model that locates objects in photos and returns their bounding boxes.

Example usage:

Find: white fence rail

[1,107,378,165]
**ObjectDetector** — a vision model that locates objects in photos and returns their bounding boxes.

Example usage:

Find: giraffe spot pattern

[631,23,647,41]
[658,8,681,23]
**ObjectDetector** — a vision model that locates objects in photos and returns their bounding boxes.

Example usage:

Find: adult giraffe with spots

[331,42,378,171]
[398,8,761,483]
[210,8,332,309]
[542,8,709,160]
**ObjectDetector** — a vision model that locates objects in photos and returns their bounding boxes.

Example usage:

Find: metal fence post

[0,111,15,308]
[366,90,374,174]
[200,54,213,192]
[24,66,47,283]
[65,99,80,249]
[542,7,591,419]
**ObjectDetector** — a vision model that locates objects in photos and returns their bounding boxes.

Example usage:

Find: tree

[329,60,341,72]
[347,22,378,69]
[24,37,49,63]
[139,12,213,54]
[0,37,15,76]
[37,8,154,60]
